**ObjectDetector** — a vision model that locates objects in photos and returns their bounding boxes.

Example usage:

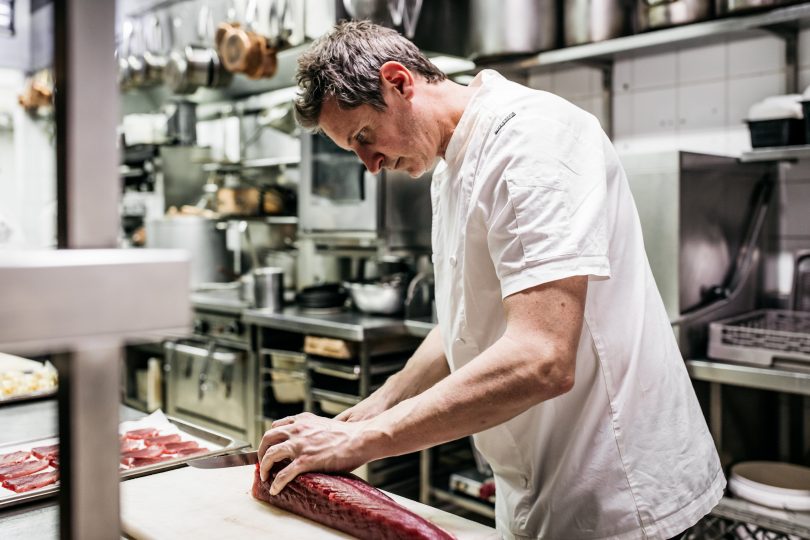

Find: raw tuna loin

[3,470,59,493]
[251,462,455,540]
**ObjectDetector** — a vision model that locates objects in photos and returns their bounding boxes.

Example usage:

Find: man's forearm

[363,328,575,459]
[382,325,449,405]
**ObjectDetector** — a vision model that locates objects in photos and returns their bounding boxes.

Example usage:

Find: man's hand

[335,388,392,422]
[257,412,379,495]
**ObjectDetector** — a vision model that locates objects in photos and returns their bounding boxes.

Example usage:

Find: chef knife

[188,450,259,469]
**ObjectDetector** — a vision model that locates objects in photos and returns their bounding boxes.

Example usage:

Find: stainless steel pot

[146,216,234,286]
[344,274,408,315]
[469,0,557,60]
[565,0,632,46]
[637,0,711,31]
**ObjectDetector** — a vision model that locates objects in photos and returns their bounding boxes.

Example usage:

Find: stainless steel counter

[404,317,436,339]
[0,400,147,539]
[244,307,410,341]
[191,289,249,316]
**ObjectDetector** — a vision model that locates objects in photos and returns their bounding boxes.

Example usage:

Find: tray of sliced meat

[0,409,249,509]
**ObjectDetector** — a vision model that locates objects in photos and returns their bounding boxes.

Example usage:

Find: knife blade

[188,450,259,469]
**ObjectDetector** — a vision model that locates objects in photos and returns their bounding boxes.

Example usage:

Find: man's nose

[356,147,383,174]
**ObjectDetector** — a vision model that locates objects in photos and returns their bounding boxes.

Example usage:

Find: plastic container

[729,461,810,511]
[747,94,805,148]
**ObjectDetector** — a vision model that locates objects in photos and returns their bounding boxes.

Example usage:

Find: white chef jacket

[431,70,724,540]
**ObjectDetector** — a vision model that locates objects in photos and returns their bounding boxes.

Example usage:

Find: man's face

[318,83,437,178]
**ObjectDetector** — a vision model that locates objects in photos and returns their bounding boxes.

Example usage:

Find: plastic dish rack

[708,309,810,367]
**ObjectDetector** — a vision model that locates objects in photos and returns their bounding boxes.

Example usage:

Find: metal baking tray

[0,416,249,510]
[0,389,57,406]
[709,309,810,366]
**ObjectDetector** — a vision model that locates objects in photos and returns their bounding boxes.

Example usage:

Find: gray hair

[294,20,447,130]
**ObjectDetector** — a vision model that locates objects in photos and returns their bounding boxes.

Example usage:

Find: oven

[164,307,258,444]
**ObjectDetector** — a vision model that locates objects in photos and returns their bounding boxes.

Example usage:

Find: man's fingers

[269,459,305,496]
[271,415,296,428]
[334,408,354,421]
[259,441,295,482]
[257,427,290,462]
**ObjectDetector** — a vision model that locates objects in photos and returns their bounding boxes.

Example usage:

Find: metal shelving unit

[741,144,810,162]
[686,358,810,536]
[487,3,810,72]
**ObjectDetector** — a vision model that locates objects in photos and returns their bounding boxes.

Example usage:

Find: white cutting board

[121,465,497,539]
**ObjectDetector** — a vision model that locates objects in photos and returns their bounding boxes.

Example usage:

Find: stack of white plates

[729,461,810,511]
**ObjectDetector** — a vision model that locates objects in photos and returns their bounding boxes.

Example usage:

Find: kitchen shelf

[711,496,810,538]
[740,144,810,162]
[429,487,496,520]
[484,2,810,72]
[201,156,299,172]
[685,358,810,396]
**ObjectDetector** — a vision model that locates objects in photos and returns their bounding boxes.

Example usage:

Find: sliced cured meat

[252,462,455,540]
[31,444,59,460]
[121,445,163,466]
[3,470,59,493]
[163,441,199,453]
[144,434,181,446]
[0,451,31,467]
[128,456,172,468]
[0,459,49,480]
[49,457,59,469]
[120,439,141,453]
[172,446,206,457]
[123,428,159,440]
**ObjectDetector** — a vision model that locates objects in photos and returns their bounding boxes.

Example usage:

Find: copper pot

[215,22,277,80]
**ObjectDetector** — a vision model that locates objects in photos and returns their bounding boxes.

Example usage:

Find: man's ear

[379,61,415,101]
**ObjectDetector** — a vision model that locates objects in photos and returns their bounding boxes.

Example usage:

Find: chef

[259,20,724,539]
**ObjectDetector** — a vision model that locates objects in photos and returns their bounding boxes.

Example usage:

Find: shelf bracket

[761,22,799,94]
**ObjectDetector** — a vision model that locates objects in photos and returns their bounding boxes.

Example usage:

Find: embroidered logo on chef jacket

[494,112,516,135]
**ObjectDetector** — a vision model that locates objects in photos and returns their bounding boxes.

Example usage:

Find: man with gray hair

[259,20,723,540]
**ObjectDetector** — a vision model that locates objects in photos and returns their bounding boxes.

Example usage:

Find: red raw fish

[3,470,59,493]
[31,444,58,460]
[121,446,163,466]
[0,451,31,467]
[129,456,171,468]
[0,460,49,480]
[173,446,206,457]
[123,428,159,440]
[144,434,181,446]
[252,462,455,540]
[163,441,199,453]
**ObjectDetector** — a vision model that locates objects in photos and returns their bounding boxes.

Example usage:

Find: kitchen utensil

[188,450,258,469]
[166,99,197,145]
[216,0,278,80]
[254,267,284,311]
[120,465,496,539]
[564,0,632,46]
[344,273,408,315]
[793,250,810,312]
[296,283,348,311]
[140,13,168,87]
[729,461,810,511]
[146,216,234,286]
[468,0,557,60]
[165,7,232,95]
[637,0,711,31]
[708,309,810,366]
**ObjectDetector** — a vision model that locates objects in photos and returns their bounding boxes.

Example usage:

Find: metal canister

[253,267,284,311]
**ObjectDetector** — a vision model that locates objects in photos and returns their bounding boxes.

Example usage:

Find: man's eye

[356,131,368,144]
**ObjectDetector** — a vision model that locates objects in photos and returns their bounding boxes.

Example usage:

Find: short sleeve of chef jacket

[476,108,612,299]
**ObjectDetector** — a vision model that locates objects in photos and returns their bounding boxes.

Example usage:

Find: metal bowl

[344,276,407,315]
